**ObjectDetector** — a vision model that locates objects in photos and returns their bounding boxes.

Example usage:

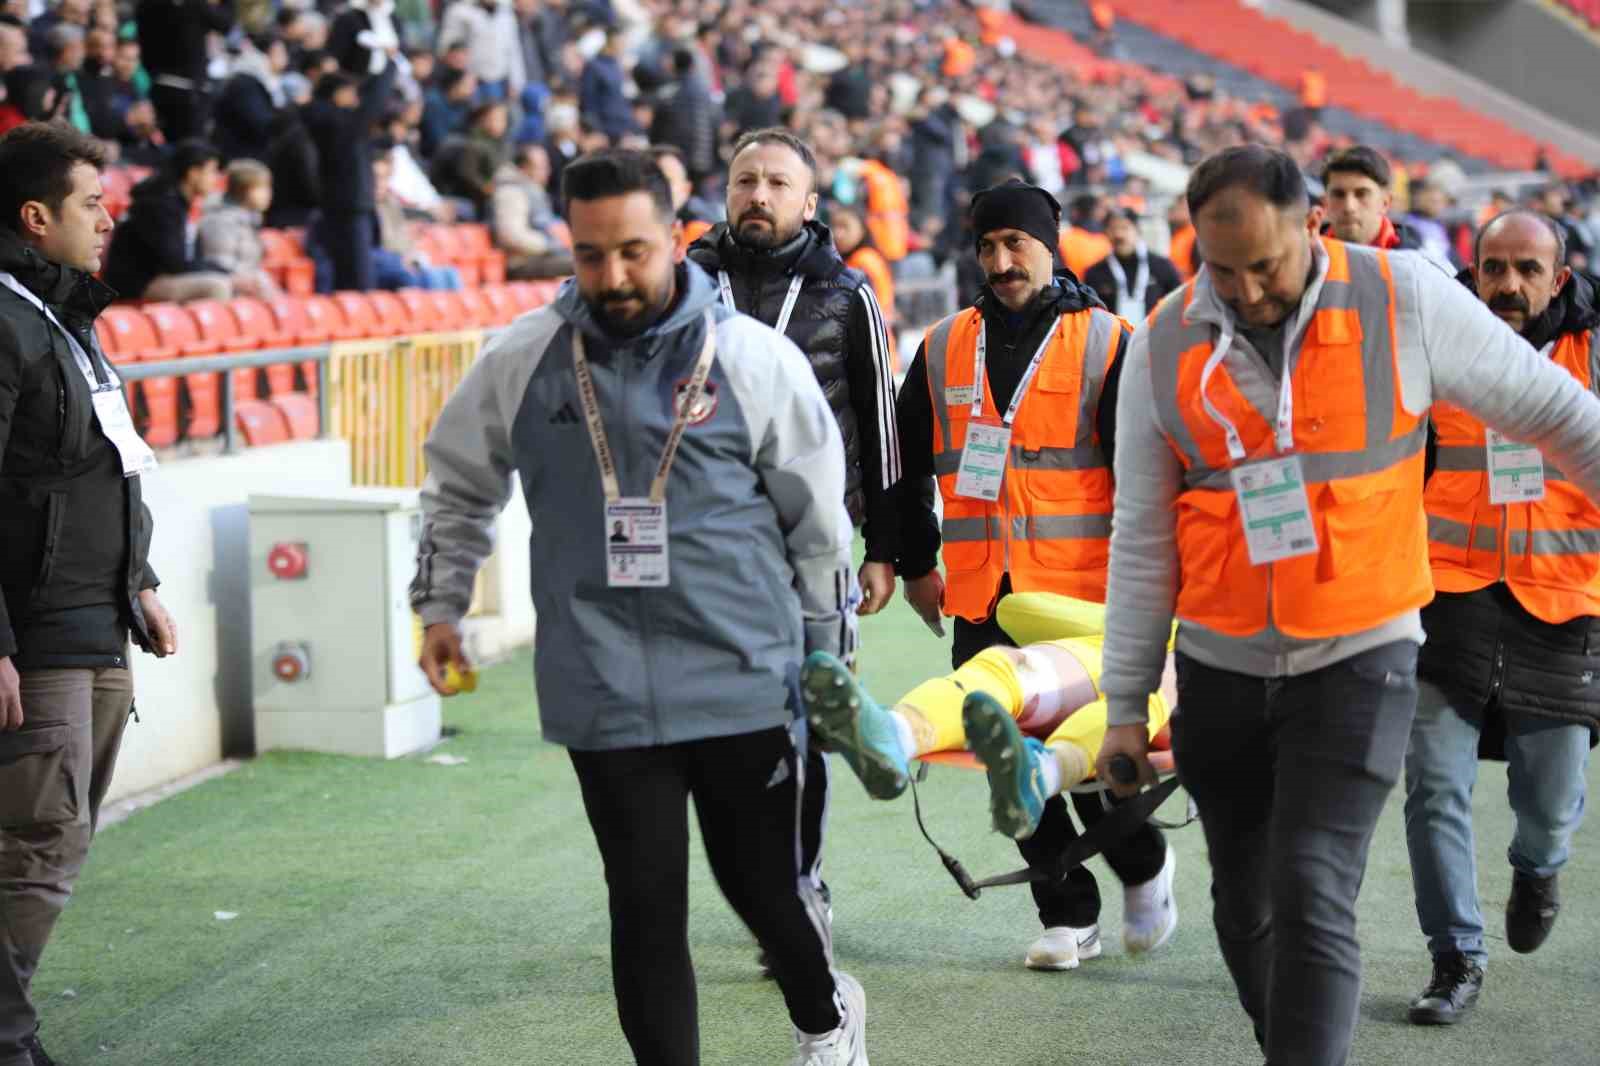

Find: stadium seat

[455,223,507,284]
[367,290,414,336]
[265,295,325,397]
[428,290,467,330]
[100,306,180,448]
[478,285,518,325]
[143,303,223,440]
[505,282,541,312]
[395,289,440,332]
[234,399,290,447]
[189,297,263,402]
[455,288,493,327]
[419,225,482,287]
[270,392,320,440]
[259,229,316,295]
[332,292,381,338]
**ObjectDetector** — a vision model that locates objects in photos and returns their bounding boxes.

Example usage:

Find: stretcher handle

[1107,754,1139,787]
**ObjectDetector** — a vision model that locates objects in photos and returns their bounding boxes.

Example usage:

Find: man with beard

[1404,210,1600,1027]
[410,149,867,1066]
[1098,145,1600,1066]
[686,128,900,962]
[866,178,1175,973]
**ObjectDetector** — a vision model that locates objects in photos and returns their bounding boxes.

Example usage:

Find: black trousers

[570,727,841,1066]
[148,83,208,142]
[1171,640,1419,1066]
[954,605,1167,929]
[318,210,377,293]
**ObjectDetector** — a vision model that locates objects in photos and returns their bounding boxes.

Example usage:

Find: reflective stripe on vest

[1424,327,1600,623]
[1147,238,1432,638]
[924,303,1124,620]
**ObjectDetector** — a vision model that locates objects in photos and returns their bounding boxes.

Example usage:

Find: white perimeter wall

[111,439,535,803]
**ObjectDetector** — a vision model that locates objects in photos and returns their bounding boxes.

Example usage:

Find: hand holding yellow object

[443,661,478,694]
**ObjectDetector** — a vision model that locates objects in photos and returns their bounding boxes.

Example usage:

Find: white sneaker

[1024,924,1102,971]
[791,971,867,1065]
[1123,846,1178,955]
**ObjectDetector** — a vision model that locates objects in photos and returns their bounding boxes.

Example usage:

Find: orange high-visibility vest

[1148,238,1432,638]
[859,160,909,262]
[847,245,897,371]
[925,304,1129,621]
[1425,327,1600,624]
[1059,227,1112,280]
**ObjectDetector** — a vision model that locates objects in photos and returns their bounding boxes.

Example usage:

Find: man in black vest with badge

[688,128,901,958]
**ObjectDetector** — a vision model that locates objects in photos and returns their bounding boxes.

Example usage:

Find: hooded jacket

[687,220,900,558]
[1419,268,1600,749]
[892,269,1123,581]
[0,232,159,668]
[102,172,225,298]
[410,264,858,750]
[213,49,284,162]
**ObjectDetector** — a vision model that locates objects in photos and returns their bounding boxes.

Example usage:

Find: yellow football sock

[895,646,1024,755]
[1043,692,1173,785]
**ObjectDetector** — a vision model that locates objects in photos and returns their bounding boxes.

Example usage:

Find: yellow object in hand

[443,662,478,695]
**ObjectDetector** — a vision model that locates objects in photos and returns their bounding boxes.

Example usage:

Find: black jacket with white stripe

[689,221,902,562]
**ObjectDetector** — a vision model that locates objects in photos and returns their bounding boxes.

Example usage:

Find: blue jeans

[1404,679,1590,963]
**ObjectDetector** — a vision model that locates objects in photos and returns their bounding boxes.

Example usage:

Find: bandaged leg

[894,640,1101,755]
[1038,692,1174,793]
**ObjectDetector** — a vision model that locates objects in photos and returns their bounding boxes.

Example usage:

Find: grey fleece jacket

[1104,241,1600,727]
[410,264,859,749]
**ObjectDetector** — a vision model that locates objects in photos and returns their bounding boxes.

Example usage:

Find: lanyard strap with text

[1106,244,1150,310]
[719,270,804,338]
[1198,318,1296,460]
[572,311,717,504]
[972,316,1061,426]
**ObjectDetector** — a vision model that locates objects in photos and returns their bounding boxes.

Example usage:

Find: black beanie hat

[971,180,1061,256]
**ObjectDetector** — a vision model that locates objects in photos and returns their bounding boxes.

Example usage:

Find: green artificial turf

[33,598,1600,1065]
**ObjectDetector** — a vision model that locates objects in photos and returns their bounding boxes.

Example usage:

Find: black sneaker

[1408,951,1484,1026]
[25,1033,60,1066]
[1507,870,1560,954]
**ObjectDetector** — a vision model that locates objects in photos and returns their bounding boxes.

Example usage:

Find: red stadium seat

[270,392,320,439]
[142,303,223,440]
[234,399,290,446]
[429,290,467,330]
[100,307,180,448]
[395,289,440,332]
[259,229,316,295]
[454,288,493,327]
[478,285,518,325]
[189,297,263,401]
[455,223,507,284]
[331,292,380,338]
[367,290,413,336]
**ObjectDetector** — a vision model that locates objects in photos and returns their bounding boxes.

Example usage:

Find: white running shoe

[791,971,868,1065]
[1123,846,1178,955]
[1024,924,1102,971]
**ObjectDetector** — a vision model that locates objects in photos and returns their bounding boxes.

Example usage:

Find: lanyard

[718,270,803,338]
[1105,244,1149,314]
[0,271,108,387]
[572,311,717,504]
[972,316,1061,426]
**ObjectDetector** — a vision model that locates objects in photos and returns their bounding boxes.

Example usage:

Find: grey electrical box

[249,488,441,758]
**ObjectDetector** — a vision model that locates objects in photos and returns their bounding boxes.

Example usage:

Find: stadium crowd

[0,0,1593,307]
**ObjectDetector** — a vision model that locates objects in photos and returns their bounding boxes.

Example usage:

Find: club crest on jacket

[673,378,718,425]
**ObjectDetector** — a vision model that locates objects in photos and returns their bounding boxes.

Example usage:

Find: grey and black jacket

[410,264,858,751]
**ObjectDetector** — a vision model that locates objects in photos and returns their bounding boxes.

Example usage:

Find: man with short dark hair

[0,120,176,1066]
[687,129,901,955]
[428,98,508,218]
[1083,207,1181,319]
[1404,208,1600,1026]
[1098,143,1600,1066]
[490,139,572,278]
[304,54,398,291]
[411,148,868,1066]
[1319,144,1447,270]
[102,137,242,302]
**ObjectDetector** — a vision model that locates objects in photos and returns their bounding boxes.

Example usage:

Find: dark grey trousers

[1171,640,1419,1066]
[0,664,133,1066]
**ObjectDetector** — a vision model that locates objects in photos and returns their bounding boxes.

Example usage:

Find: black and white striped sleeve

[844,280,903,563]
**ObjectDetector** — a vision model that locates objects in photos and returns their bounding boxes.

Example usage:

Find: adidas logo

[549,402,579,424]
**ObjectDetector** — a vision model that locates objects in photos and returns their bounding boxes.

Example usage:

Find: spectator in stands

[1404,178,1457,267]
[826,201,894,364]
[0,66,64,138]
[721,49,782,137]
[1166,195,1196,279]
[648,47,715,184]
[383,103,453,221]
[80,35,145,143]
[197,157,279,297]
[328,0,401,78]
[1536,183,1596,272]
[102,138,244,302]
[579,29,635,143]
[1084,207,1180,320]
[908,84,959,228]
[116,99,167,166]
[262,105,317,226]
[649,143,718,252]
[0,119,176,1066]
[420,65,477,159]
[26,0,87,63]
[43,24,93,134]
[212,33,288,163]
[542,92,585,203]
[514,0,568,93]
[429,98,507,219]
[491,139,572,278]
[369,151,462,290]
[0,14,28,79]
[136,0,235,142]
[304,57,398,290]
[438,0,518,100]
[824,40,870,121]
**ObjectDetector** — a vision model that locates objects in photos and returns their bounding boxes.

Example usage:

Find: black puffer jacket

[688,221,900,560]
[1419,269,1600,751]
[0,232,159,669]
